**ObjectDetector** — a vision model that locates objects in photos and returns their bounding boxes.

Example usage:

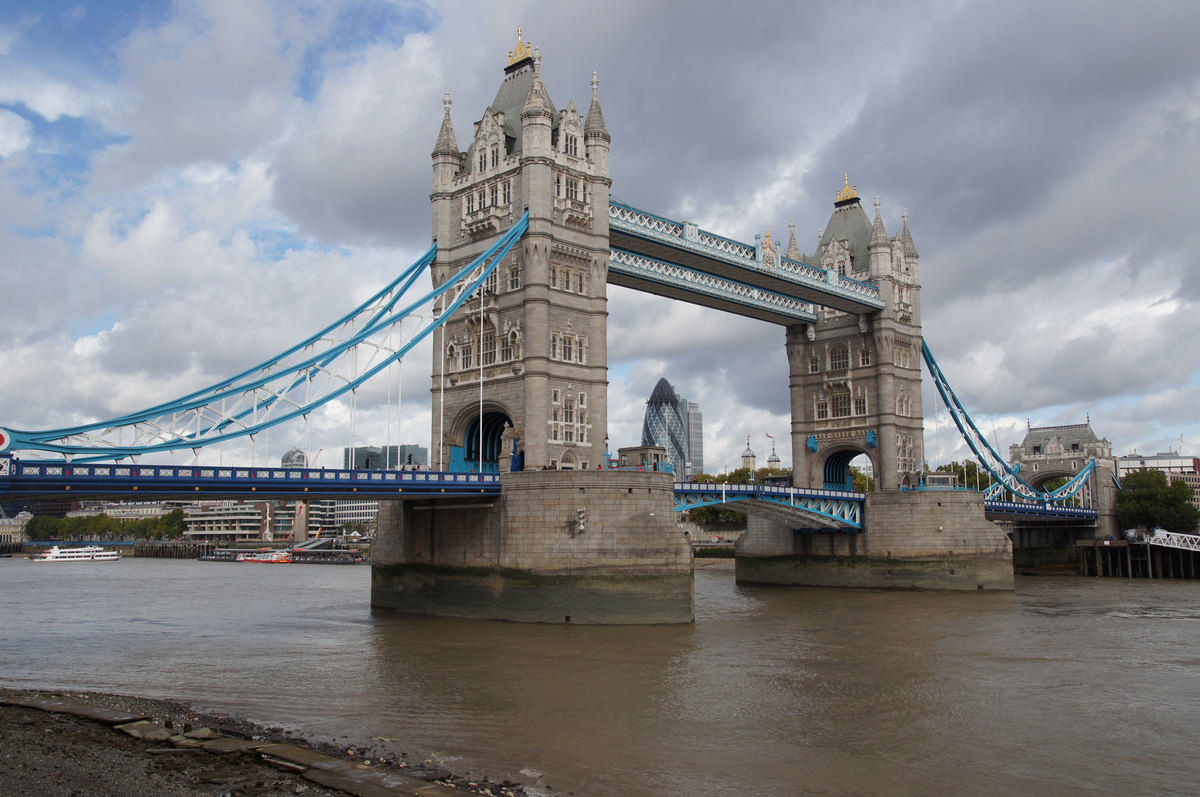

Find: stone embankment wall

[372,469,694,624]
[737,490,1014,591]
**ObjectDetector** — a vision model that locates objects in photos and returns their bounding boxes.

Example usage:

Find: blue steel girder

[609,248,817,325]
[0,458,502,500]
[609,201,884,316]
[983,500,1097,522]
[674,483,863,530]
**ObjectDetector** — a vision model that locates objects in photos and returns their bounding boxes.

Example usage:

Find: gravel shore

[0,688,530,797]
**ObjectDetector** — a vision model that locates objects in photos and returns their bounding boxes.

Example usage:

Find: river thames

[2,557,1197,796]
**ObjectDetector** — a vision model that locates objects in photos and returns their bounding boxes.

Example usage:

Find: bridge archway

[458,406,513,473]
[1025,468,1077,492]
[821,447,874,491]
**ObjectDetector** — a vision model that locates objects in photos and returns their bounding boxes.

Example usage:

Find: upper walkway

[608,201,884,323]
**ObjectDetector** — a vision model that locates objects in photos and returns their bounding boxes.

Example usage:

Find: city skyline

[0,2,1197,474]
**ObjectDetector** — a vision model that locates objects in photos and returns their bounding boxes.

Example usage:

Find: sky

[1,0,1198,475]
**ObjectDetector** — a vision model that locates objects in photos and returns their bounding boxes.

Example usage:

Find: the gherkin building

[641,378,703,479]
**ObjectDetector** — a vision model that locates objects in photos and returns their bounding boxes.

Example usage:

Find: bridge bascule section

[0,32,1119,620]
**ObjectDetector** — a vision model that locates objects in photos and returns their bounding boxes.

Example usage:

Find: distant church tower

[429,30,612,471]
[785,177,925,491]
[741,436,757,471]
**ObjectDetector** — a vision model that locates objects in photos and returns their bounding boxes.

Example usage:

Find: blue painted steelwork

[922,340,1096,504]
[673,481,864,530]
[608,201,883,317]
[609,248,816,324]
[0,457,501,499]
[983,500,1097,521]
[0,213,529,462]
[1,453,1095,530]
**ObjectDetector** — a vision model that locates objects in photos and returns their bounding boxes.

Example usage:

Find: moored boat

[33,545,121,562]
[235,549,292,563]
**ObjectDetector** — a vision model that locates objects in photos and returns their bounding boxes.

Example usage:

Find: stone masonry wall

[860,490,1010,559]
[736,490,1014,591]
[497,469,692,575]
[371,469,694,623]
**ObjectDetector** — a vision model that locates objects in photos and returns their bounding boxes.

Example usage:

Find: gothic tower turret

[785,177,925,491]
[429,30,611,472]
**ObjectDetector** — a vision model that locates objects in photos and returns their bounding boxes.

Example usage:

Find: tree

[1115,469,1200,533]
[682,467,792,528]
[850,467,874,493]
[934,460,994,491]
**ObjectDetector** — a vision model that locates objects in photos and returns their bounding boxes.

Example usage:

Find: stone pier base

[371,470,694,624]
[736,490,1014,591]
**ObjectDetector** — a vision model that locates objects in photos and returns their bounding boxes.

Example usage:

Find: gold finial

[763,229,774,249]
[835,172,859,203]
[508,26,533,66]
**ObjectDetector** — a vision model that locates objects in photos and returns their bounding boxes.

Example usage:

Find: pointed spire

[522,68,552,117]
[901,208,918,257]
[835,172,859,205]
[433,91,459,157]
[508,26,533,67]
[786,219,802,259]
[584,71,609,139]
[870,195,889,248]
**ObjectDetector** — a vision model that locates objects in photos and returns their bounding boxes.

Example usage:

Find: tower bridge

[0,31,1118,622]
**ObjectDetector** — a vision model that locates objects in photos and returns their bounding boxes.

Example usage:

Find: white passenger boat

[33,545,122,562]
[235,549,292,563]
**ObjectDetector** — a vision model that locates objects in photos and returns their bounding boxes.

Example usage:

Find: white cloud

[0,108,31,156]
[2,0,1199,475]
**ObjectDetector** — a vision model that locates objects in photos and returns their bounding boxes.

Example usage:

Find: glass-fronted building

[641,378,703,479]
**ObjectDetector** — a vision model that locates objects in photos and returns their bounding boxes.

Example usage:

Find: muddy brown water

[3,557,1197,796]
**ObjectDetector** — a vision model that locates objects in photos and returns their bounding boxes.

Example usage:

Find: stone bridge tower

[1008,422,1119,545]
[429,30,611,472]
[785,178,925,492]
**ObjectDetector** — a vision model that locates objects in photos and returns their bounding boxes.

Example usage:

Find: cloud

[2,0,1200,475]
[273,33,444,245]
[0,108,32,156]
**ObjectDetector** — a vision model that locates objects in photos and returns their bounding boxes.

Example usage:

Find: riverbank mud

[0,688,531,797]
